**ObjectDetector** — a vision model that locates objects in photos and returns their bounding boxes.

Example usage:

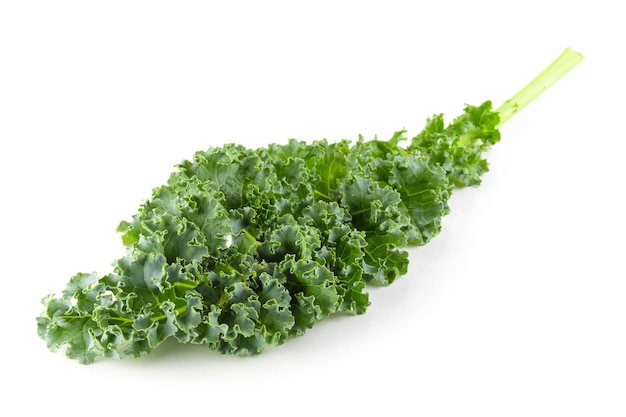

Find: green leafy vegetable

[37,48,583,364]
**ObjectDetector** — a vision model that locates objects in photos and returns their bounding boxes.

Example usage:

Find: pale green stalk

[496,47,584,125]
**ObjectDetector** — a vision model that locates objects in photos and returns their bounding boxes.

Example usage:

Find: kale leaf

[37,48,583,363]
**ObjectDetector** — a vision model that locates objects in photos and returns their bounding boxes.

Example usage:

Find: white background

[1,1,624,415]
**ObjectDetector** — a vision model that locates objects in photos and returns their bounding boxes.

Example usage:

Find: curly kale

[37,48,583,364]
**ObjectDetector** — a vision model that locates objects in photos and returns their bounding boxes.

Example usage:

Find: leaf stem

[496,47,583,125]
[150,305,187,322]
